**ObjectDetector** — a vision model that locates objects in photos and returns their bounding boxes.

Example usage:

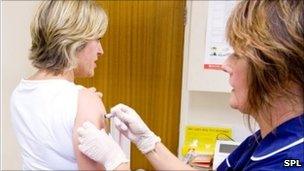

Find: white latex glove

[110,103,161,154]
[77,121,129,170]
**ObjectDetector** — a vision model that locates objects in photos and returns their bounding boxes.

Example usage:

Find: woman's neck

[257,109,303,138]
[256,84,303,138]
[28,70,75,82]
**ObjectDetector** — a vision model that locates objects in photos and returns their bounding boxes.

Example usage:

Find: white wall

[178,1,253,158]
[2,1,38,169]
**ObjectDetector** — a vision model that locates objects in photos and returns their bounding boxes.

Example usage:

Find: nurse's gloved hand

[110,103,161,154]
[77,121,129,170]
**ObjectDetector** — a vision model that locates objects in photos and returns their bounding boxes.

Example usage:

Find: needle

[105,113,114,119]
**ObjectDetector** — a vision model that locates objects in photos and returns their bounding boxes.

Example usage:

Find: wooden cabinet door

[76,1,185,170]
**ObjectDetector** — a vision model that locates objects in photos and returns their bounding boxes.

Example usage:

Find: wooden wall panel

[76,1,185,169]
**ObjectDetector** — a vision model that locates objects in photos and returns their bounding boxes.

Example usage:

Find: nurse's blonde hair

[29,0,108,74]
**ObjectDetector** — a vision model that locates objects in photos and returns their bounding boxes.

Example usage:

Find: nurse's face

[74,39,103,77]
[222,54,249,113]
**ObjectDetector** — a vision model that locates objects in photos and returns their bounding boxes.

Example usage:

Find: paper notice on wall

[182,125,232,156]
[204,1,236,70]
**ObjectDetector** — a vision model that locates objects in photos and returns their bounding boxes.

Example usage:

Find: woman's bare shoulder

[76,88,106,129]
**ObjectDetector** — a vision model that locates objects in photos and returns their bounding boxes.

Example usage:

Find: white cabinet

[178,1,252,158]
[186,1,231,93]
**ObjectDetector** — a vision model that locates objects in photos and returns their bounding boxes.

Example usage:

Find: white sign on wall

[204,1,236,70]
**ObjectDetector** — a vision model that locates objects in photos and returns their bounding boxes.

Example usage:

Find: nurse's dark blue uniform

[218,114,304,171]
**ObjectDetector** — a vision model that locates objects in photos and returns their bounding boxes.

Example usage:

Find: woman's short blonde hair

[226,0,303,126]
[29,0,108,74]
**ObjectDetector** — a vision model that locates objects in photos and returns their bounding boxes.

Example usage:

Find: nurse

[77,0,304,170]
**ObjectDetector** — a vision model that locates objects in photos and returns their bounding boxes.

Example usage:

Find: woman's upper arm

[72,88,106,170]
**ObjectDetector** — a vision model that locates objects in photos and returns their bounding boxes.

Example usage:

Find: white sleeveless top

[10,79,83,170]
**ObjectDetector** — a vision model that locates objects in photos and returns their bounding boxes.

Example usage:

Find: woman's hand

[77,121,129,170]
[110,103,161,154]
[88,87,103,98]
